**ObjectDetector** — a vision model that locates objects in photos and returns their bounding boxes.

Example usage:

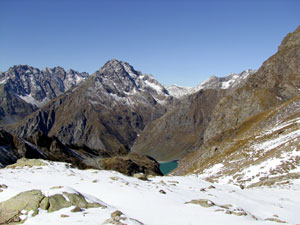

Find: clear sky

[0,0,299,86]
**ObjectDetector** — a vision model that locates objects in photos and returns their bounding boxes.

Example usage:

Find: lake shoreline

[159,161,179,175]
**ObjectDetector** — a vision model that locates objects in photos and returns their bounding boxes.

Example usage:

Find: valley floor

[0,160,299,225]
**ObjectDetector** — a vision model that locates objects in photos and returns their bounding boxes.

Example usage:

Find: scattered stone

[92,179,98,183]
[167,180,179,184]
[0,189,3,192]
[200,188,206,192]
[232,211,248,216]
[159,190,166,194]
[60,214,70,218]
[185,199,215,208]
[215,209,224,212]
[225,210,233,214]
[71,206,82,212]
[208,185,216,189]
[264,218,287,223]
[220,204,232,209]
[102,210,144,225]
[50,186,64,189]
[159,180,167,185]
[0,184,8,189]
[239,184,245,189]
[133,173,148,181]
[111,210,123,221]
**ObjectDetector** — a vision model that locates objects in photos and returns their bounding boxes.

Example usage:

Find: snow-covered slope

[184,95,300,189]
[164,85,193,98]
[165,69,256,98]
[0,159,299,225]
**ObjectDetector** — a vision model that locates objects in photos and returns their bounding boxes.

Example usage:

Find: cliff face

[204,26,300,142]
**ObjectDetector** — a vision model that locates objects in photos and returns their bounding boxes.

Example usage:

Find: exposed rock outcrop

[0,189,105,224]
[98,153,162,176]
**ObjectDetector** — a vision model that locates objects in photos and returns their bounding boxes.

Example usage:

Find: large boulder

[0,188,105,224]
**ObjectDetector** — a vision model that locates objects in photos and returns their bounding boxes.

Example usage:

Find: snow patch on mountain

[165,85,193,98]
[165,69,256,98]
[18,94,50,107]
[197,99,300,188]
[0,77,8,84]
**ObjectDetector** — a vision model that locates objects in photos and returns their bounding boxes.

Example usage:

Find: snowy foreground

[0,160,299,225]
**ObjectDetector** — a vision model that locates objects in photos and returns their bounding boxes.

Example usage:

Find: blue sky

[0,0,299,86]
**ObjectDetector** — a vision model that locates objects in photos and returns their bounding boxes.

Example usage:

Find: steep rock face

[10,60,175,154]
[204,26,300,142]
[0,65,88,124]
[174,25,300,176]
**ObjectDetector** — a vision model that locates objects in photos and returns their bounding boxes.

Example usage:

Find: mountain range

[0,26,299,186]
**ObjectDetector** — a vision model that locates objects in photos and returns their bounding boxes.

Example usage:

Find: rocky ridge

[0,65,88,124]
[132,70,255,161]
[165,69,255,98]
[0,130,162,176]
[5,59,177,158]
[172,25,300,184]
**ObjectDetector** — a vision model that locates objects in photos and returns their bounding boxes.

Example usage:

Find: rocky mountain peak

[98,59,140,80]
[278,25,300,51]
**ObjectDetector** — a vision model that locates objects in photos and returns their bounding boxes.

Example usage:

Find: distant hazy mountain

[165,69,256,98]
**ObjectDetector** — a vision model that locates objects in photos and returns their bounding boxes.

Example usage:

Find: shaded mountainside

[132,70,255,161]
[7,60,177,156]
[173,25,300,181]
[0,65,88,125]
[132,89,226,161]
[0,129,162,176]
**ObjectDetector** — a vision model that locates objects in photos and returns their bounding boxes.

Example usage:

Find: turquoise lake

[159,161,178,175]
